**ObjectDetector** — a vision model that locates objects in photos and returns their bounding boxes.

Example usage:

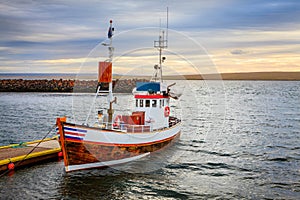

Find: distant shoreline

[181,72,300,81]
[1,72,300,81]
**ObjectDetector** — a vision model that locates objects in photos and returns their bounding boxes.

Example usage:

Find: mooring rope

[85,85,101,125]
[0,124,57,177]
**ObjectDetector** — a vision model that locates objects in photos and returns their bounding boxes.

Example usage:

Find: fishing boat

[56,19,181,172]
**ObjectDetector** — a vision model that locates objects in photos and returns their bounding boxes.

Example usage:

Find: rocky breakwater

[0,79,74,92]
[0,79,149,93]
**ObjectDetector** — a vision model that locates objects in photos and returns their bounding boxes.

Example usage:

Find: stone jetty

[0,79,149,93]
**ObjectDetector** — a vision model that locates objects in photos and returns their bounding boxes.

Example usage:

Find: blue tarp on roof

[136,82,160,92]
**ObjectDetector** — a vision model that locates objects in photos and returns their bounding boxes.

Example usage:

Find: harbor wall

[0,79,148,93]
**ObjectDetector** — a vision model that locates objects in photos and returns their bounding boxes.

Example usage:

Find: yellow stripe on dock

[0,147,61,166]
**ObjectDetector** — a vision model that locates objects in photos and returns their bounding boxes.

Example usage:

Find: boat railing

[96,117,180,132]
[94,122,114,130]
[96,121,153,133]
[124,124,153,133]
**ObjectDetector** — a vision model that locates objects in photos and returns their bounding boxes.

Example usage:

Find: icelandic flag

[108,27,113,38]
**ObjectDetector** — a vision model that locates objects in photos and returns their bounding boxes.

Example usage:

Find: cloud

[230,49,249,55]
[1,0,300,73]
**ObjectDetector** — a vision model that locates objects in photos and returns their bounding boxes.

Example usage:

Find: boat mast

[99,20,115,125]
[107,20,114,97]
[107,20,115,124]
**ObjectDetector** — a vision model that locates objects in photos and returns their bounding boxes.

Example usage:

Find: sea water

[0,81,299,199]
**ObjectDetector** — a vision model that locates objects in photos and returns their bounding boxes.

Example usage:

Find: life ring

[164,106,170,117]
[113,115,122,128]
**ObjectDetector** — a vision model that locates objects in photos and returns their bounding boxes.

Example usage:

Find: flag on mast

[108,20,113,38]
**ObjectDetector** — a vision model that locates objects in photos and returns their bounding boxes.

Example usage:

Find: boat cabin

[108,81,171,132]
[133,82,170,130]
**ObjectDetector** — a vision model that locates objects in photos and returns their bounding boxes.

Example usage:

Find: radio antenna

[166,7,169,48]
[153,7,169,82]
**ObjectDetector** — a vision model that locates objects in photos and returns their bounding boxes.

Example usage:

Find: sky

[1,0,300,75]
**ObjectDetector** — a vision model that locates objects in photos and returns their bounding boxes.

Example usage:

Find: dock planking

[0,137,61,172]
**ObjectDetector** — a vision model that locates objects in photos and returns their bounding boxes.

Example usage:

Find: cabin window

[146,100,150,107]
[140,99,144,107]
[162,99,164,107]
[136,99,139,107]
[152,100,157,107]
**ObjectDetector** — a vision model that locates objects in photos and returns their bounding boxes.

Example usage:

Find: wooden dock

[0,137,61,172]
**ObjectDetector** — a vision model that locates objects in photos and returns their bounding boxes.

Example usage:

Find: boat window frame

[136,99,139,107]
[152,100,157,107]
[140,99,144,107]
[145,99,150,107]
